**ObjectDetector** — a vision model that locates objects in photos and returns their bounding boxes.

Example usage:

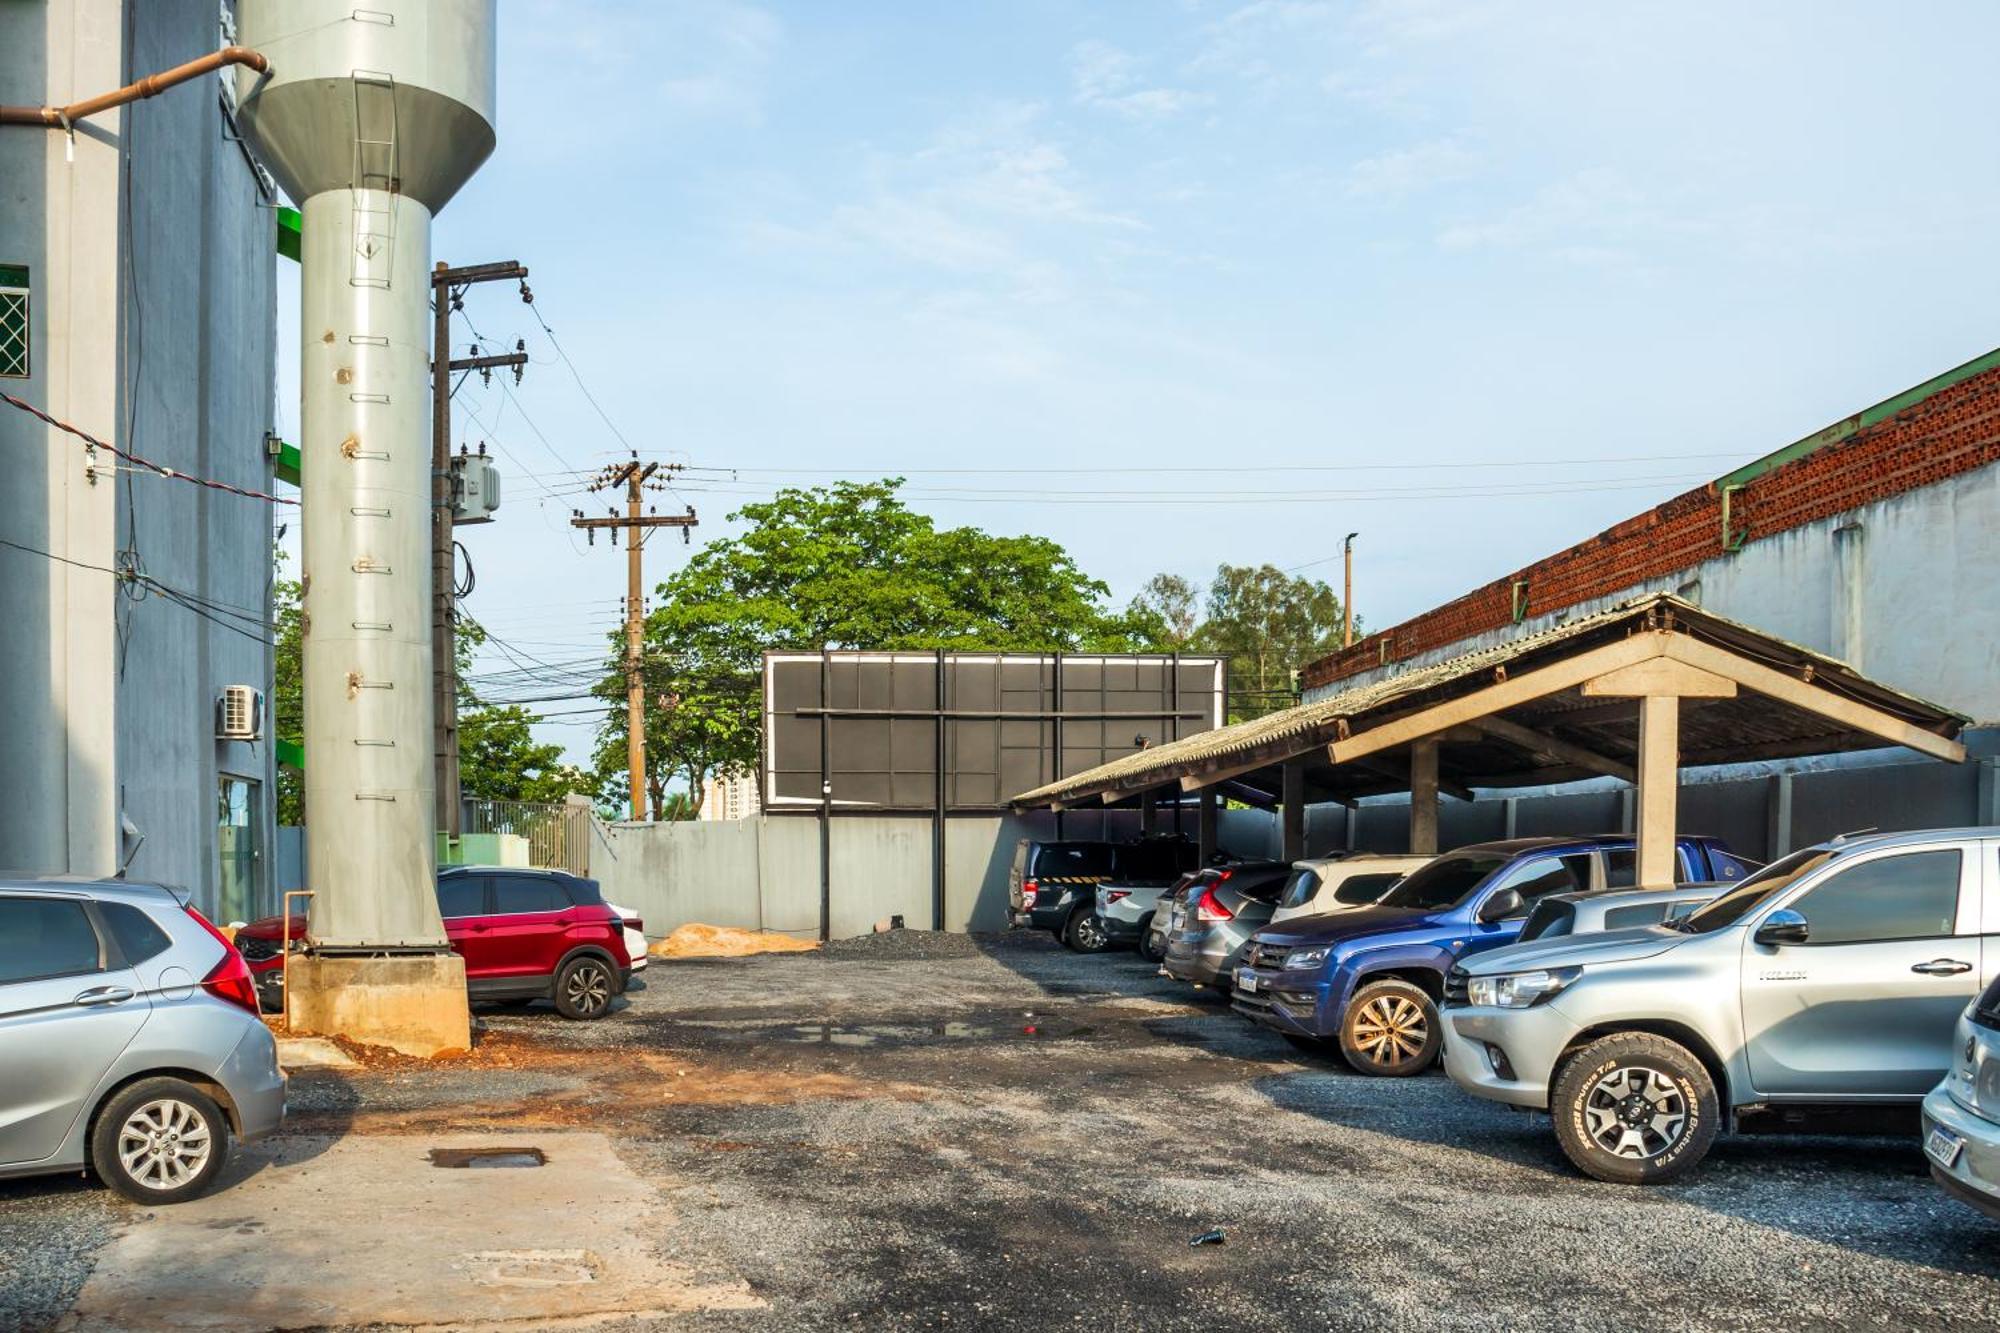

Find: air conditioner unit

[216,685,263,741]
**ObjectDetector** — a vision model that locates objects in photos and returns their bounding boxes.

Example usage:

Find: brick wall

[1303,362,2000,690]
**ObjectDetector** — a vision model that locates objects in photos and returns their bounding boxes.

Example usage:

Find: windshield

[1279,869,1322,909]
[1677,846,1837,933]
[1376,852,1512,912]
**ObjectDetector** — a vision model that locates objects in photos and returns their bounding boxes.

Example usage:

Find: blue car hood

[1251,904,1438,948]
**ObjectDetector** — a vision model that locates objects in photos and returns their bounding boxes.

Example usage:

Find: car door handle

[74,986,135,1007]
[1912,959,1974,976]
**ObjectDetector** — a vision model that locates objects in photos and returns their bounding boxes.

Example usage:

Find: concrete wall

[1310,465,2000,725]
[0,3,279,916]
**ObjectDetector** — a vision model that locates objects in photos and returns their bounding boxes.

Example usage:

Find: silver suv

[1444,828,1995,1184]
[0,880,287,1203]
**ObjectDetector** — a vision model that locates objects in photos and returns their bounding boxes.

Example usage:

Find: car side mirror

[1479,888,1523,924]
[1754,908,1809,948]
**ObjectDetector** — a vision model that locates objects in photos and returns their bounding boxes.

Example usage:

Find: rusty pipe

[0,46,269,128]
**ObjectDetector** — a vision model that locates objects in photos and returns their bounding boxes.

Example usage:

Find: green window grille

[0,263,27,380]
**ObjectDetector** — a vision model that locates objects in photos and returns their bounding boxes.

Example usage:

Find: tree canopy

[1130,563,1352,722]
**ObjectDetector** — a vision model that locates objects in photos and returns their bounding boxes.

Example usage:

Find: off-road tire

[1550,1032,1719,1185]
[1338,978,1442,1077]
[1063,907,1110,953]
[91,1077,231,1205]
[552,954,617,1020]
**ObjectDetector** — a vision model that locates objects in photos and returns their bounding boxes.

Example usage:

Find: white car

[1269,855,1430,925]
[607,901,648,972]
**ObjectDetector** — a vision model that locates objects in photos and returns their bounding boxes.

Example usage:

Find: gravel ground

[6,933,1999,1331]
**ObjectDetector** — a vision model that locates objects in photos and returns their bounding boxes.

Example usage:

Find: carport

[1012,594,1968,884]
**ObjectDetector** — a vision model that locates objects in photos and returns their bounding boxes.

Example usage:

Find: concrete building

[699,773,761,822]
[1297,349,2000,855]
[0,2,279,919]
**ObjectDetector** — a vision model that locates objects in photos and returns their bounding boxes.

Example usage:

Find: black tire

[90,1077,231,1205]
[1139,914,1165,962]
[552,954,617,1020]
[1549,1033,1720,1185]
[1338,978,1442,1077]
[1063,908,1111,953]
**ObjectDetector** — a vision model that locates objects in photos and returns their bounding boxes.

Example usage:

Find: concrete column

[1766,770,1795,860]
[1197,787,1218,863]
[1409,739,1439,855]
[1344,803,1359,852]
[1636,694,1681,886]
[1140,790,1157,836]
[1502,796,1519,840]
[1281,758,1306,862]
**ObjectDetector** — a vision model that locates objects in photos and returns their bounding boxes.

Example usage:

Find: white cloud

[1068,39,1210,121]
[1345,136,1483,199]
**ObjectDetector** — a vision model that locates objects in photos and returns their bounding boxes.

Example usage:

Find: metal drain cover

[429,1146,548,1169]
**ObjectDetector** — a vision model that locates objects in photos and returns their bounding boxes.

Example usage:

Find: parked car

[1141,872,1205,962]
[0,879,286,1204]
[1094,843,1209,952]
[1233,835,1751,1077]
[1924,975,2000,1220]
[1008,837,1197,952]
[1515,882,1727,943]
[239,866,631,1019]
[1269,855,1429,926]
[1445,828,1995,1184]
[1163,861,1295,993]
[607,901,648,973]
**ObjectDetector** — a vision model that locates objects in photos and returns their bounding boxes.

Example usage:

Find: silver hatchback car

[0,880,287,1203]
[1446,829,1996,1184]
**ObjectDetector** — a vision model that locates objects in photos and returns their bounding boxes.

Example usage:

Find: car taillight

[184,906,261,1015]
[1195,887,1233,923]
[624,915,644,934]
[1104,890,1130,905]
[1022,879,1039,908]
[1213,869,1233,883]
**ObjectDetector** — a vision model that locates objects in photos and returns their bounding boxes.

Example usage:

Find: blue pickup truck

[1231,835,1757,1077]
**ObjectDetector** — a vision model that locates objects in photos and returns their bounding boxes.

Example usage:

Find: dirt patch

[653,923,821,959]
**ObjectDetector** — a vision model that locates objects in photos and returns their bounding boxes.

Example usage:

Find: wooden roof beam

[1471,715,1637,784]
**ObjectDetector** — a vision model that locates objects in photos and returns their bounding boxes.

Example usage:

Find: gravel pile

[0,1178,116,1331]
[819,928,996,961]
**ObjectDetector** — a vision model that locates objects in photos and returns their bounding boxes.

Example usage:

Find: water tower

[234,1,497,1055]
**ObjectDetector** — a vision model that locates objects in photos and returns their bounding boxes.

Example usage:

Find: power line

[2,391,299,506]
[665,450,1754,478]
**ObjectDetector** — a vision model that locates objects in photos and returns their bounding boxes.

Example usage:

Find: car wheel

[91,1078,231,1205]
[1138,915,1165,962]
[1063,908,1110,953]
[1338,978,1442,1077]
[1550,1033,1719,1185]
[552,955,617,1020]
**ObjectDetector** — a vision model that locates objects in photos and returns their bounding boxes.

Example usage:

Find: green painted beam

[274,439,300,487]
[277,737,304,770]
[277,207,301,263]
[1716,345,2000,492]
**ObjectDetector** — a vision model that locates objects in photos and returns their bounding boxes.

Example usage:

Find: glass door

[217,776,263,925]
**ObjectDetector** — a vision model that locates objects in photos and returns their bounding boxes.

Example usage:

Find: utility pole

[571,458,697,821]
[430,260,530,841]
[1342,531,1359,649]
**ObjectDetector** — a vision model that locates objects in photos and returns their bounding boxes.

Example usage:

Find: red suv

[238,867,631,1020]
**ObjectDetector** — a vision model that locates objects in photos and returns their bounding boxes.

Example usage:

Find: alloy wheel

[1351,994,1428,1065]
[565,962,611,1015]
[1582,1065,1688,1160]
[1076,915,1108,950]
[116,1098,213,1192]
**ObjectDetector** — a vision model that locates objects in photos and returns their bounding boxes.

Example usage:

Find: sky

[277,0,2000,766]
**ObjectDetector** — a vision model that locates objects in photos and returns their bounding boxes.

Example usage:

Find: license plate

[1927,1126,1965,1168]
[1236,969,1258,993]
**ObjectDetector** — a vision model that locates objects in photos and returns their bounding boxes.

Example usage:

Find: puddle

[431,1147,548,1169]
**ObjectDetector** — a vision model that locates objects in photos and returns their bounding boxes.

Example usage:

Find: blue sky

[277,1,2000,761]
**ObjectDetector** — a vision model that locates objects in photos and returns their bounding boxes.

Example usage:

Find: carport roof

[1010,593,1968,809]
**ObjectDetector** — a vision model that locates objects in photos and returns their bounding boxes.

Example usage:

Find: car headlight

[1285,947,1330,970]
[1467,967,1581,1009]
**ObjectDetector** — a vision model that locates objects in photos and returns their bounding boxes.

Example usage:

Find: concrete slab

[286,954,473,1059]
[273,1036,356,1070]
[65,1133,763,1330]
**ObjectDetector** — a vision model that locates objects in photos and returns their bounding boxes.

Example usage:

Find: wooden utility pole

[1342,531,1359,649]
[430,260,529,839]
[571,458,697,821]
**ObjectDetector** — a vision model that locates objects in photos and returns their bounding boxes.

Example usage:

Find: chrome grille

[238,936,279,962]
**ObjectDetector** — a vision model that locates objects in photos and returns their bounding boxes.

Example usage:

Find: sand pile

[651,923,821,959]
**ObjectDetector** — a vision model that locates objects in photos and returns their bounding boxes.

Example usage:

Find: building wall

[0,2,278,915]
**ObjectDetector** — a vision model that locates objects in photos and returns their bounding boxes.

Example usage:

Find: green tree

[594,478,1168,819]
[1131,563,1352,722]
[274,552,304,826]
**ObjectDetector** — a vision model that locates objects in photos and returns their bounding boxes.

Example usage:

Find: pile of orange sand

[650,923,821,959]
